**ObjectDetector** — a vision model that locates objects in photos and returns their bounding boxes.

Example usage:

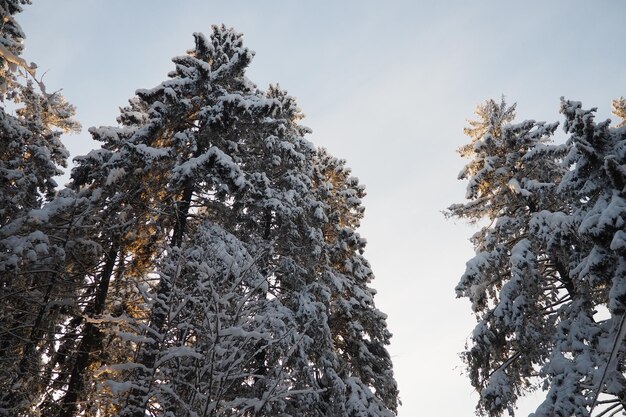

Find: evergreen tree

[50,26,256,417]
[0,1,80,415]
[50,25,399,417]
[448,98,564,416]
[311,148,398,416]
[0,16,398,416]
[450,98,626,416]
[106,222,310,417]
[530,100,626,417]
[48,25,319,417]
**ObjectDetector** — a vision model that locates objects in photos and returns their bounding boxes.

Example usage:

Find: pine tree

[0,1,81,415]
[451,98,626,416]
[10,22,400,417]
[311,148,398,416]
[448,98,565,416]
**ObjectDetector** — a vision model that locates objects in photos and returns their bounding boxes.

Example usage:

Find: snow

[105,167,126,186]
[507,178,531,196]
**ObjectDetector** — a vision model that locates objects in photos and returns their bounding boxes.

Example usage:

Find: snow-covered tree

[103,222,313,417]
[0,2,81,415]
[44,24,399,417]
[448,98,565,416]
[311,148,398,416]
[450,97,626,416]
[48,26,259,417]
[0,19,397,417]
[0,0,31,99]
[0,0,78,226]
[529,99,626,417]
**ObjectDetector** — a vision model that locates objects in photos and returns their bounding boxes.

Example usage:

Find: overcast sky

[17,1,626,415]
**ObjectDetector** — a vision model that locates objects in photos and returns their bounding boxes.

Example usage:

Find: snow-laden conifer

[451,97,626,416]
[448,98,564,416]
[0,2,81,415]
[103,222,309,417]
[531,100,626,417]
[15,22,399,417]
[52,26,258,417]
[311,148,398,416]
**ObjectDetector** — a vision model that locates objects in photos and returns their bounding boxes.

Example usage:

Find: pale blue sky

[18,1,626,415]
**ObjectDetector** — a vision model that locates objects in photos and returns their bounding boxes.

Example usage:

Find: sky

[16,1,626,416]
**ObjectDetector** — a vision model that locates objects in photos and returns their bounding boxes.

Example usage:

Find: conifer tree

[48,25,320,417]
[106,222,311,417]
[0,17,398,416]
[104,28,361,417]
[529,100,626,417]
[311,148,398,416]
[448,98,565,416]
[51,26,256,417]
[46,24,400,417]
[451,98,626,416]
[0,2,80,415]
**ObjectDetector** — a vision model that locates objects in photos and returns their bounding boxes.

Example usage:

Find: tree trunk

[58,242,119,417]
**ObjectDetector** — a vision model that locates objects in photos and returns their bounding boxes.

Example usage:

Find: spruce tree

[50,24,400,417]
[50,26,322,417]
[530,100,626,417]
[448,98,564,416]
[0,19,399,417]
[311,148,398,416]
[51,27,256,417]
[451,98,626,416]
[107,222,311,417]
[0,1,80,415]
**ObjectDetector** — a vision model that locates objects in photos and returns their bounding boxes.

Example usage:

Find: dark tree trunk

[58,242,119,417]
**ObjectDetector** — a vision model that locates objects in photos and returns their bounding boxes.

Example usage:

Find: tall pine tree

[0,1,80,415]
[451,97,626,416]
[54,25,399,417]
[0,17,398,416]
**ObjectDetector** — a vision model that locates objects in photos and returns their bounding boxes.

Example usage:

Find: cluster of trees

[0,2,398,416]
[449,97,626,416]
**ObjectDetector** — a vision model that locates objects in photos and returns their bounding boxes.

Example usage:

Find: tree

[0,1,80,415]
[50,26,258,417]
[0,0,78,226]
[450,97,626,416]
[530,99,626,417]
[311,148,398,417]
[448,98,563,416]
[49,24,399,417]
[0,16,398,416]
[105,221,312,417]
